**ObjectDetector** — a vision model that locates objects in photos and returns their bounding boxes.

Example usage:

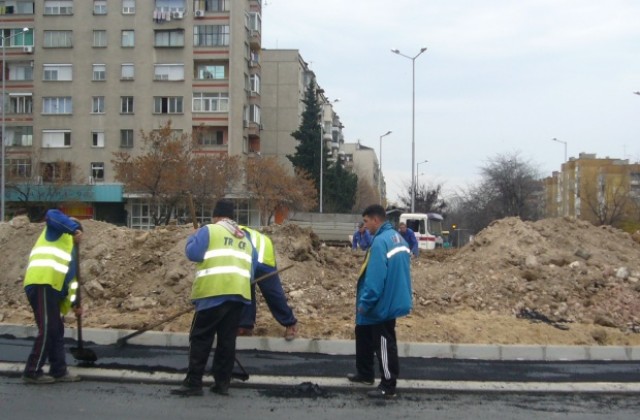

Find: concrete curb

[3,362,640,394]
[2,323,640,361]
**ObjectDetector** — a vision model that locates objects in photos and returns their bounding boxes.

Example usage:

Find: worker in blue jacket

[347,204,412,399]
[351,222,372,251]
[398,222,419,258]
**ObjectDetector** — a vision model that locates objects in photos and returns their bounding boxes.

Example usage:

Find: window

[92,64,106,81]
[3,1,35,15]
[7,158,32,179]
[154,64,184,81]
[92,131,105,148]
[44,0,73,15]
[120,96,134,114]
[250,74,260,94]
[121,30,134,47]
[41,161,72,182]
[198,129,224,146]
[154,29,184,47]
[8,93,32,114]
[121,63,134,80]
[92,96,105,113]
[42,130,71,148]
[195,63,225,80]
[193,25,229,47]
[246,12,261,32]
[43,97,72,114]
[5,126,33,147]
[122,0,135,14]
[94,0,106,14]
[7,62,33,81]
[248,104,260,124]
[91,162,105,181]
[120,129,134,148]
[43,31,73,48]
[43,64,72,81]
[93,30,107,47]
[194,0,229,12]
[154,96,183,114]
[1,28,33,47]
[192,92,228,112]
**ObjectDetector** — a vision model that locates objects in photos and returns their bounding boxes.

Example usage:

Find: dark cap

[212,199,234,219]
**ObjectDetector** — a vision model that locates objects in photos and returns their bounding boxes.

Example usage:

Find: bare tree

[583,177,630,227]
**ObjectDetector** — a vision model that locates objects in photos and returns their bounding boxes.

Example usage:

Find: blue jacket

[352,229,372,251]
[400,228,419,257]
[356,222,412,325]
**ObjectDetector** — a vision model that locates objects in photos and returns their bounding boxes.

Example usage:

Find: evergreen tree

[288,83,327,193]
[324,162,358,213]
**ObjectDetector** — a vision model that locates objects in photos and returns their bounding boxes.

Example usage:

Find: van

[399,212,443,250]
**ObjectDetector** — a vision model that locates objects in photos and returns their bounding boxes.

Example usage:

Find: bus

[399,212,443,250]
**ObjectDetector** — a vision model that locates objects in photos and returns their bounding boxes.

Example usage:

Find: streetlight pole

[319,97,339,213]
[378,130,391,205]
[551,137,567,162]
[416,159,428,196]
[1,27,29,222]
[391,47,427,213]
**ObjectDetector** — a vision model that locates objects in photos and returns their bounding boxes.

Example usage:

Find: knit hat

[212,200,234,219]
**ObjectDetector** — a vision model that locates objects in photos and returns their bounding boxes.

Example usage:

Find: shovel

[70,244,98,363]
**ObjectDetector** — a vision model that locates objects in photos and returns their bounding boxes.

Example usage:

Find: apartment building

[543,152,640,226]
[340,141,382,202]
[2,0,262,226]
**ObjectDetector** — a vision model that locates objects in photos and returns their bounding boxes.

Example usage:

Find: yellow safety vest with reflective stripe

[23,229,78,314]
[240,226,276,267]
[191,224,253,301]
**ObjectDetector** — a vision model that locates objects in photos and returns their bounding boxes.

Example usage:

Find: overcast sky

[261,0,640,203]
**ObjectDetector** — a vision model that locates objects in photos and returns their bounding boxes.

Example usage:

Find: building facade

[2,0,263,226]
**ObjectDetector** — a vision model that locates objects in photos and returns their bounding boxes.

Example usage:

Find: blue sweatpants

[239,266,297,329]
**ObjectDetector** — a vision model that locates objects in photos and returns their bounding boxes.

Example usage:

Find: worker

[237,226,298,340]
[22,209,83,384]
[398,222,419,258]
[347,204,412,399]
[171,200,256,397]
[351,222,372,251]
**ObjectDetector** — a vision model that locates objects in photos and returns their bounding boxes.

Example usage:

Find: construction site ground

[2,215,640,346]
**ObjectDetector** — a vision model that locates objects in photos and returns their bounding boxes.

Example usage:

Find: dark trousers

[24,285,68,378]
[354,319,399,391]
[184,301,243,388]
[239,268,297,329]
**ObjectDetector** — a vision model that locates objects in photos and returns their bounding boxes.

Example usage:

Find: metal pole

[319,118,323,213]
[378,130,391,205]
[552,137,567,162]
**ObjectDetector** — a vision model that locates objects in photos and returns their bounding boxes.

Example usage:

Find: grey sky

[261,0,640,203]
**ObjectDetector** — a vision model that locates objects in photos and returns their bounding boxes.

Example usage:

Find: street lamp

[416,159,428,193]
[634,91,640,96]
[1,27,29,222]
[551,137,567,163]
[378,130,391,205]
[319,97,339,213]
[391,47,427,213]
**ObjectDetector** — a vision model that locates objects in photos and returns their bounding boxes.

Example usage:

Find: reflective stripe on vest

[191,224,253,301]
[24,229,73,293]
[240,226,276,267]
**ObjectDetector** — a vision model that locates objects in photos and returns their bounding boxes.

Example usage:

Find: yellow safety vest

[191,224,253,301]
[240,226,276,267]
[24,229,78,314]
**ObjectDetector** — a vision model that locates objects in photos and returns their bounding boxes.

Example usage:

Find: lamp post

[391,47,427,213]
[634,91,640,96]
[1,27,29,222]
[551,137,567,162]
[319,97,339,213]
[416,159,428,194]
[378,130,391,205]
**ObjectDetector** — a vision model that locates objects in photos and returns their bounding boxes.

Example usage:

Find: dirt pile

[2,216,640,346]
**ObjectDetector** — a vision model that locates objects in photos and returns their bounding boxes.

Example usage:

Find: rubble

[2,216,640,346]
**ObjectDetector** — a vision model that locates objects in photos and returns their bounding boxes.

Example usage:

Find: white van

[399,212,443,250]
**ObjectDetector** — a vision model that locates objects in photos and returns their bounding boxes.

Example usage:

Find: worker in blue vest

[237,226,298,340]
[352,222,372,251]
[22,209,83,384]
[171,200,256,397]
[398,222,419,258]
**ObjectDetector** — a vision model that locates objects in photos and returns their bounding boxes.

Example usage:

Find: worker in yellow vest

[237,226,298,340]
[22,209,83,384]
[171,200,256,397]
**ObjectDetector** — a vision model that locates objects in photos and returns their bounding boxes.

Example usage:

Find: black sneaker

[170,385,203,397]
[346,373,374,385]
[210,382,229,396]
[367,388,397,399]
[22,374,55,385]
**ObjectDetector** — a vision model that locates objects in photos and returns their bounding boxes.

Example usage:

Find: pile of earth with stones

[2,214,640,346]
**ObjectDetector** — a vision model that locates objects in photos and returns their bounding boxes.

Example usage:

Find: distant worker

[347,204,413,399]
[237,226,298,341]
[171,200,255,397]
[398,222,419,258]
[435,235,444,248]
[23,209,84,384]
[352,222,372,251]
